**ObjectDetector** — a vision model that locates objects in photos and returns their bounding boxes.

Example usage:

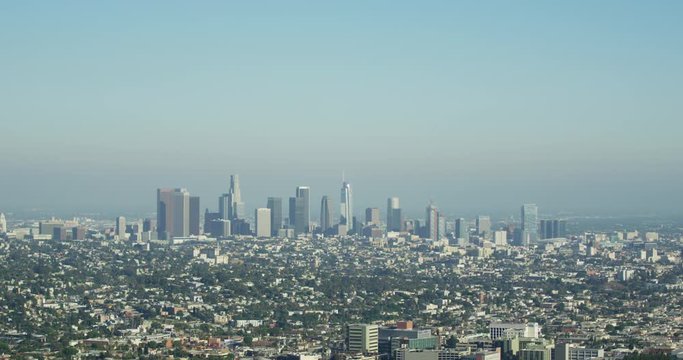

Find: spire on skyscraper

[340,180,353,228]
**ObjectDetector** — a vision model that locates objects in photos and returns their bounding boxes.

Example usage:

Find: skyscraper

[0,213,6,233]
[172,189,190,237]
[386,197,402,232]
[289,197,297,228]
[267,197,283,236]
[255,208,271,238]
[157,188,191,239]
[203,210,220,235]
[476,215,491,238]
[425,204,439,240]
[294,186,310,234]
[189,196,200,235]
[365,208,380,226]
[521,204,539,245]
[340,181,353,229]
[115,216,126,239]
[540,219,567,239]
[455,218,469,243]
[219,193,231,220]
[228,174,245,220]
[320,195,333,233]
[143,218,157,233]
[438,214,446,241]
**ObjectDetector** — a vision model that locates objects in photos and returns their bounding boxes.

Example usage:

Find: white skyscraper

[229,174,245,220]
[255,208,271,238]
[340,181,353,229]
[0,213,6,233]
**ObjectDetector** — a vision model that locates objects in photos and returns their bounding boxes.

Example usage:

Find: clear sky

[1,1,682,218]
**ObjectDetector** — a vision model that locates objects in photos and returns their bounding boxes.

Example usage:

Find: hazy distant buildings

[211,219,231,237]
[340,181,353,231]
[521,204,539,245]
[39,220,63,236]
[438,214,446,241]
[203,210,221,236]
[365,207,380,226]
[143,218,157,233]
[455,218,469,244]
[157,188,191,239]
[291,186,310,235]
[476,215,491,238]
[218,193,231,220]
[53,227,67,241]
[267,197,283,236]
[425,204,439,240]
[255,208,271,238]
[0,213,6,233]
[72,226,86,240]
[227,174,245,220]
[115,216,126,239]
[494,230,508,246]
[540,219,567,239]
[189,196,200,235]
[387,197,402,232]
[320,195,333,233]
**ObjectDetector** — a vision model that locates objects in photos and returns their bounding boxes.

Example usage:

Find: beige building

[346,324,379,354]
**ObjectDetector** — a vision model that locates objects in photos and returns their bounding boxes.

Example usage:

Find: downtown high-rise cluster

[144,175,567,246]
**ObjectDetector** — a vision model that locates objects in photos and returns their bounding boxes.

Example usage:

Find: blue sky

[1,1,682,218]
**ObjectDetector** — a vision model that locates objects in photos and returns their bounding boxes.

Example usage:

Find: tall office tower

[289,197,297,228]
[157,188,190,239]
[521,204,539,245]
[0,213,6,233]
[172,189,190,237]
[189,196,200,235]
[228,174,245,220]
[39,219,63,235]
[115,216,126,238]
[143,218,157,233]
[340,181,353,229]
[72,227,86,240]
[204,210,220,235]
[320,195,333,233]
[346,324,379,354]
[53,227,67,241]
[255,208,272,238]
[476,215,491,237]
[438,214,446,241]
[455,218,469,241]
[494,230,508,246]
[365,208,380,226]
[425,204,439,239]
[267,197,283,236]
[219,193,231,220]
[295,186,310,234]
[386,197,402,232]
[540,219,567,239]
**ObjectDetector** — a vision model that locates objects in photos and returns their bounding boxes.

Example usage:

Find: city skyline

[1,2,682,358]
[1,171,680,220]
